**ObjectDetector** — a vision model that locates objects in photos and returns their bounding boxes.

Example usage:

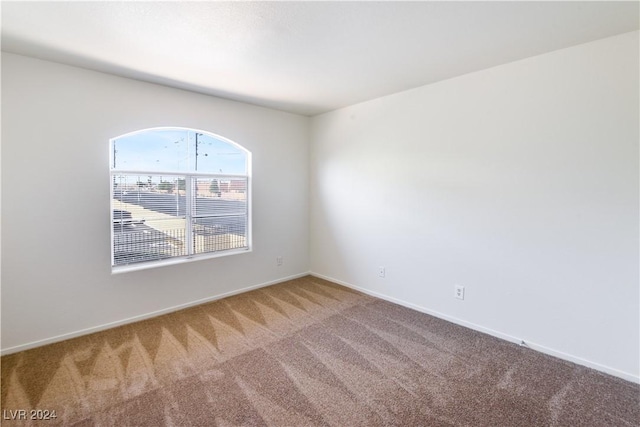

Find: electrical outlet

[378,267,385,278]
[455,285,465,300]
[276,256,283,266]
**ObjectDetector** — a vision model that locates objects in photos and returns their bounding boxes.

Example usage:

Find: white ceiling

[2,1,638,116]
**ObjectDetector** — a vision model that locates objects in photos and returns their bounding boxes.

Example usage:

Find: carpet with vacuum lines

[1,276,638,426]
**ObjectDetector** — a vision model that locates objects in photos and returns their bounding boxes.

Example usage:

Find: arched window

[110,128,251,271]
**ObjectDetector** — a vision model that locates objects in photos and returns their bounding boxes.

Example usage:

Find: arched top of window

[111,127,249,175]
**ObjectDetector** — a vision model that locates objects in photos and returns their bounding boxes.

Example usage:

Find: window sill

[111,247,252,274]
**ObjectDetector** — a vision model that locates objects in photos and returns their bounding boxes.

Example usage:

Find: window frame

[109,127,252,274]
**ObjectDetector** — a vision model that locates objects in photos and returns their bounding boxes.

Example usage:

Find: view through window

[110,128,250,270]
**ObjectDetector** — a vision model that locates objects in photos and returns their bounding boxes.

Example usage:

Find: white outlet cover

[378,267,385,278]
[455,285,465,300]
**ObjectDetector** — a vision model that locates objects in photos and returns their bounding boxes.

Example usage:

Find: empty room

[1,1,638,426]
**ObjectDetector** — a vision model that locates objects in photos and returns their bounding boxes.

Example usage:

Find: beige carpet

[1,276,638,426]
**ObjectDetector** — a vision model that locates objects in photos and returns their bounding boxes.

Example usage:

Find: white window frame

[109,127,252,273]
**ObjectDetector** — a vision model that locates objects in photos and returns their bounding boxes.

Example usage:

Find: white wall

[310,31,639,381]
[1,53,310,352]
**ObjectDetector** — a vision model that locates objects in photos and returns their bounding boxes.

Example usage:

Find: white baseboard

[0,272,310,356]
[310,272,640,385]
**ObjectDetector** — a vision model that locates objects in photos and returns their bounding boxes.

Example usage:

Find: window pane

[113,129,247,174]
[113,129,191,172]
[192,177,248,255]
[194,132,247,174]
[112,174,187,266]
